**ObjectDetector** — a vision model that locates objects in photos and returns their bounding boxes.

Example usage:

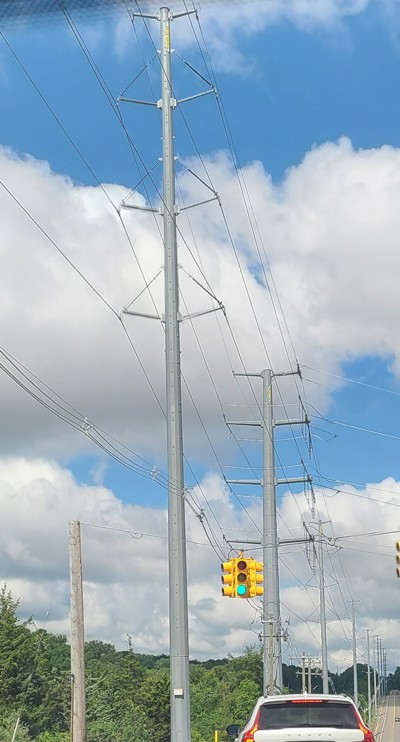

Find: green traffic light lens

[237,584,247,596]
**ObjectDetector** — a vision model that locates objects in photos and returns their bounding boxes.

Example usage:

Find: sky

[1,0,400,682]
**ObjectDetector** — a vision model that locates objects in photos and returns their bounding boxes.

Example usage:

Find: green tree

[85,640,117,664]
[85,642,149,742]
[36,733,69,742]
[0,713,31,742]
[387,667,400,691]
[226,645,263,692]
[0,585,36,710]
[140,666,170,742]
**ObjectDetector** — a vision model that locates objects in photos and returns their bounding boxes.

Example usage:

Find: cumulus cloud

[108,0,373,74]
[3,137,400,667]
[1,457,400,671]
[2,138,400,466]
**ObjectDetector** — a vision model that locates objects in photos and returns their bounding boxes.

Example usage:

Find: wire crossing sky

[0,0,255,22]
[0,0,399,673]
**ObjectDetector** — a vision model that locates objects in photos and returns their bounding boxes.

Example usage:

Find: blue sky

[1,0,400,672]
[4,2,400,185]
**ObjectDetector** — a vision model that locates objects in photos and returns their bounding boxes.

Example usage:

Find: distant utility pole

[383,652,387,695]
[376,635,381,702]
[318,521,329,693]
[378,637,383,698]
[352,600,358,707]
[226,367,311,695]
[299,655,321,692]
[69,520,86,742]
[366,629,371,728]
[262,368,310,694]
[372,635,377,714]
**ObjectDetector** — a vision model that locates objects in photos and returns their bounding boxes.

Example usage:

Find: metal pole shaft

[69,520,86,742]
[372,636,377,715]
[318,521,329,693]
[262,369,282,694]
[302,653,306,693]
[352,601,358,707]
[366,629,371,728]
[160,8,191,742]
[383,651,386,695]
[376,636,381,702]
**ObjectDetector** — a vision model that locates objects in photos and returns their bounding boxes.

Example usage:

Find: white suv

[226,693,375,742]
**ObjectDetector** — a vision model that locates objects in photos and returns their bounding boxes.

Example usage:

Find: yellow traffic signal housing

[235,558,250,598]
[396,542,400,578]
[221,556,264,598]
[248,559,264,597]
[221,560,235,597]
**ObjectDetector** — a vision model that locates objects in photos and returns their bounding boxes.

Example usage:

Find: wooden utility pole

[69,520,86,742]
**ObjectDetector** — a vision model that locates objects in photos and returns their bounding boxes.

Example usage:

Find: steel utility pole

[318,521,329,693]
[372,635,377,715]
[69,520,86,742]
[120,7,217,738]
[366,629,371,728]
[262,368,281,694]
[262,369,310,694]
[160,8,190,741]
[226,367,310,695]
[378,638,383,698]
[352,600,358,706]
[376,636,381,702]
[383,652,387,696]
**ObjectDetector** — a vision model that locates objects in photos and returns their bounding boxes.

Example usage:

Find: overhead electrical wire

[0,345,173,484]
[118,1,293,538]
[3,1,388,644]
[0,7,239,566]
[178,10,319,524]
[118,4,323,578]
[54,0,388,644]
[0,18,232,557]
[168,4,396,664]
[303,364,400,398]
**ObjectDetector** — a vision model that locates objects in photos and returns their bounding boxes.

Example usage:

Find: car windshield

[258,701,359,730]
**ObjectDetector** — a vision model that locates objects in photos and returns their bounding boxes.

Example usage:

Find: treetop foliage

[0,587,397,742]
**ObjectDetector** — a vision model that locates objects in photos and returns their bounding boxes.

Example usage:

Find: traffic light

[235,558,251,598]
[396,542,400,578]
[221,560,235,597]
[221,556,264,598]
[248,559,264,597]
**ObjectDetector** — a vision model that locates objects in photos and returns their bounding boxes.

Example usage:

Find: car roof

[256,694,354,704]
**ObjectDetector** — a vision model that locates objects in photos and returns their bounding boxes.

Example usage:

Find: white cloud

[192,0,371,73]
[2,138,400,466]
[107,0,372,75]
[3,137,400,667]
[1,456,400,673]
